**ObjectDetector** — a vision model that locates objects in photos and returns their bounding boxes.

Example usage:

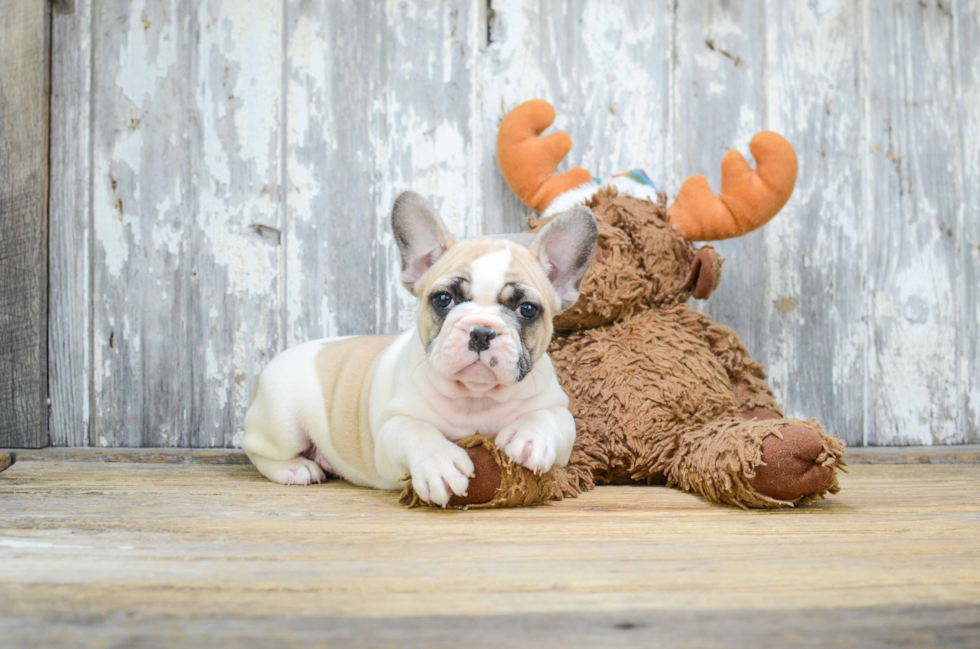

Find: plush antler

[667,132,798,241]
[497,100,593,213]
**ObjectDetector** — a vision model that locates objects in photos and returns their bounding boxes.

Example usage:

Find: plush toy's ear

[391,191,455,294]
[497,100,594,213]
[529,206,599,312]
[685,246,723,299]
[667,132,798,241]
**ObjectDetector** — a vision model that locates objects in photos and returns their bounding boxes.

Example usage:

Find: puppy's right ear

[392,191,455,294]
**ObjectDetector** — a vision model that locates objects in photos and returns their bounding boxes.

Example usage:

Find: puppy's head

[392,191,597,391]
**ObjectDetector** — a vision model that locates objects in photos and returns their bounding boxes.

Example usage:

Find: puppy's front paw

[409,445,475,507]
[495,422,558,474]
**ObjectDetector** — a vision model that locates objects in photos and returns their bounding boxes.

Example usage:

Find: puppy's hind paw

[277,457,327,486]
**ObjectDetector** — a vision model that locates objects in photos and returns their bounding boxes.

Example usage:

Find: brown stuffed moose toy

[402,100,845,509]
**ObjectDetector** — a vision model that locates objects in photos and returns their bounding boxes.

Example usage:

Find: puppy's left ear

[392,191,455,294]
[529,206,598,312]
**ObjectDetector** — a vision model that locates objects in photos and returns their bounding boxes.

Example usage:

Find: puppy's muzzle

[468,326,497,353]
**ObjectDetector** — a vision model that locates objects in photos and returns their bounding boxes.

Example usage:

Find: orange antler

[667,132,798,241]
[496,100,593,213]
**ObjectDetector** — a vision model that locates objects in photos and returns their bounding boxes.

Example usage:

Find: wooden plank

[863,2,963,445]
[0,0,50,448]
[2,447,249,465]
[481,0,675,235]
[2,603,978,649]
[48,0,94,446]
[759,1,866,446]
[0,462,979,628]
[954,0,980,443]
[88,0,283,447]
[284,1,483,344]
[4,444,980,466]
[846,444,980,465]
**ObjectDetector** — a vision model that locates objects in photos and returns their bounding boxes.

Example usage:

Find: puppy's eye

[432,292,454,310]
[518,303,538,319]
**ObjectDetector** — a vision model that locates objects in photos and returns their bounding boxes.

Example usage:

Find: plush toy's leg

[698,318,783,415]
[665,417,845,508]
[399,434,580,509]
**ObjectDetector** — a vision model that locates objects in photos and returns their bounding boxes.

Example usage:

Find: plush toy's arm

[399,434,581,509]
[698,318,782,416]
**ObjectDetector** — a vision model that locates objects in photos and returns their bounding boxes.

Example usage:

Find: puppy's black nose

[468,326,496,353]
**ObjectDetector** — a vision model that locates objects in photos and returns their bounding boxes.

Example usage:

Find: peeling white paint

[94,128,144,278]
[116,0,173,107]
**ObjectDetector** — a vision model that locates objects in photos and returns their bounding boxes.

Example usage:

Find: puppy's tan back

[315,335,398,485]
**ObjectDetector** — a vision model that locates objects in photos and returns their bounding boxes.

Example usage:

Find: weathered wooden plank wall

[47,0,979,448]
[1,0,50,448]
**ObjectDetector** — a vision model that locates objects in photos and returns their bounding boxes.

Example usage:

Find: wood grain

[0,0,50,448]
[954,0,980,443]
[5,444,980,465]
[87,0,283,447]
[0,461,978,645]
[48,0,93,446]
[2,447,250,465]
[845,444,980,465]
[2,603,978,649]
[672,0,769,373]
[284,0,483,344]
[481,0,675,235]
[760,1,866,446]
[862,2,963,445]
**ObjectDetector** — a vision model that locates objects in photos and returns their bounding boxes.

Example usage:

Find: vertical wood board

[49,0,94,446]
[759,0,866,445]
[0,0,50,448]
[862,1,963,444]
[953,0,980,443]
[284,0,483,348]
[88,0,283,447]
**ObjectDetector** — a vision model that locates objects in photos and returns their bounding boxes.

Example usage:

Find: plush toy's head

[526,188,723,330]
[497,100,797,331]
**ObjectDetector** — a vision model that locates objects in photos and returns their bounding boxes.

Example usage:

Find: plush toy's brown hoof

[447,446,501,507]
[751,426,836,502]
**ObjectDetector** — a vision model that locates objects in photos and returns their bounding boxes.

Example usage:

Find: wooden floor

[1,457,979,648]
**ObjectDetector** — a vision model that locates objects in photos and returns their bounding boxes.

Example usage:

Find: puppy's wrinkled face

[417,240,553,387]
[392,191,597,391]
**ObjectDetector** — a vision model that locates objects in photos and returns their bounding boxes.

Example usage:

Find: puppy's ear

[529,206,598,312]
[391,191,455,294]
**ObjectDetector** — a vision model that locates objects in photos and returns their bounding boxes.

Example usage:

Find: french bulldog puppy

[243,191,597,505]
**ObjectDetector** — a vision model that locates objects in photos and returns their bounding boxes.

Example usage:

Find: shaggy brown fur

[399,434,578,509]
[402,188,845,509]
